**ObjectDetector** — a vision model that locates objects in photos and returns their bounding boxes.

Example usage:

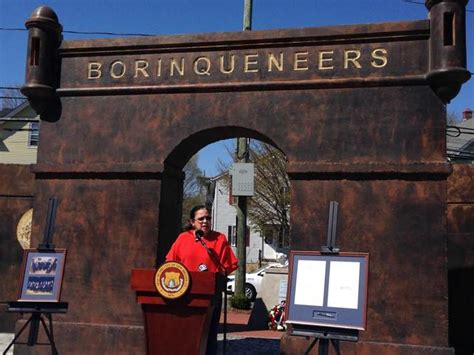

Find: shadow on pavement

[217,337,280,355]
[248,298,269,330]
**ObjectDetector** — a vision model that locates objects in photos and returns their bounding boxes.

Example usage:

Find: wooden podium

[130,269,225,355]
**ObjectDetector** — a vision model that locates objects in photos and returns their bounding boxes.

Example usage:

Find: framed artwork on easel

[285,251,369,331]
[17,249,67,302]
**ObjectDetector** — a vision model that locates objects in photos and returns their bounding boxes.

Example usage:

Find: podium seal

[154,261,191,299]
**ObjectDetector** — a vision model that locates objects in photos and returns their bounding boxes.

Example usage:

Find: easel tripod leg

[330,339,341,355]
[27,313,41,346]
[2,316,33,355]
[304,337,318,355]
[40,314,58,355]
[318,338,329,355]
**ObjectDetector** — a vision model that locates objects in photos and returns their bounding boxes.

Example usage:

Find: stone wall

[0,164,34,332]
[447,164,474,353]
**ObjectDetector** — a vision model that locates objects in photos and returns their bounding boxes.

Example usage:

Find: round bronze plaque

[154,261,191,299]
[16,208,33,250]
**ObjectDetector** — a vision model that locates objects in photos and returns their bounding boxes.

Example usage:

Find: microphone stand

[195,232,229,355]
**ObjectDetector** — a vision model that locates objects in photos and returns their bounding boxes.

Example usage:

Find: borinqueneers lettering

[86,48,388,81]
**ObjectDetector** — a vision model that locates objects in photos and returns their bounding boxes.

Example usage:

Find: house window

[262,225,274,245]
[227,225,237,246]
[263,224,290,248]
[28,122,39,147]
[227,225,250,247]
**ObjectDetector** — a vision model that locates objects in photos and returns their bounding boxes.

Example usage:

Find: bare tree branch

[0,86,26,111]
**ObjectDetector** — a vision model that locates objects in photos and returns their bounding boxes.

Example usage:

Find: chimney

[463,108,472,121]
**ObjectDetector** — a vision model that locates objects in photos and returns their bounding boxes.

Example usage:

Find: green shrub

[230,294,251,310]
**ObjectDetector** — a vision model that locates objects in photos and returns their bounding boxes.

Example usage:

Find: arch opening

[157,127,291,266]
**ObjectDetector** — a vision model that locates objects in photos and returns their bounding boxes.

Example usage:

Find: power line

[447,149,474,159]
[447,125,474,137]
[0,119,39,122]
[0,2,472,37]
[402,0,474,12]
[1,128,37,132]
[65,29,154,37]
[0,27,154,37]
[0,87,21,90]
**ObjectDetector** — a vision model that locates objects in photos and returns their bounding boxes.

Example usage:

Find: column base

[280,334,454,355]
[13,321,145,355]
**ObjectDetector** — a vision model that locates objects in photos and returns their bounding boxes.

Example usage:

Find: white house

[447,108,474,163]
[0,102,39,164]
[209,173,286,263]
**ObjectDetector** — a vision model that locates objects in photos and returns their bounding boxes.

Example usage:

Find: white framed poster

[286,251,369,330]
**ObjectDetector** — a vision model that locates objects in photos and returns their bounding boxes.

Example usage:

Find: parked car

[226,263,279,301]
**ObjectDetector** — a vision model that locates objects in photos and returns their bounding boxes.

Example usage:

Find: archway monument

[18,1,470,354]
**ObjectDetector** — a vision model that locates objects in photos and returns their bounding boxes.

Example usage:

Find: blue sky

[1,0,472,175]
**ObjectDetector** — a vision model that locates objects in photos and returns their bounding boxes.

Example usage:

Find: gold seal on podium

[154,261,191,299]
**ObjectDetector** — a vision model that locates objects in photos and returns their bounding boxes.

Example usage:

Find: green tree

[0,86,26,111]
[218,141,291,247]
[247,142,290,248]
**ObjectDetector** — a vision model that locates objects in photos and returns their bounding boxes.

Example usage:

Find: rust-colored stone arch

[159,126,282,262]
[164,126,279,170]
[16,1,471,353]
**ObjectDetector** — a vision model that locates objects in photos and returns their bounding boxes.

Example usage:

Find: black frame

[286,251,369,331]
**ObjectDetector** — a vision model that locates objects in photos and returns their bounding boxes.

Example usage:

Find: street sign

[231,163,254,196]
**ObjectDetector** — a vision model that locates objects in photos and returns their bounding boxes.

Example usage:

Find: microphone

[195,229,204,242]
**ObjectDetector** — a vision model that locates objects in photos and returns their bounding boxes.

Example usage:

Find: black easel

[38,197,58,251]
[321,201,340,255]
[3,302,68,355]
[294,324,358,355]
[195,232,229,355]
[4,197,68,355]
[302,201,358,355]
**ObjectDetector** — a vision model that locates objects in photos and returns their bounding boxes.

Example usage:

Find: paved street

[217,335,280,354]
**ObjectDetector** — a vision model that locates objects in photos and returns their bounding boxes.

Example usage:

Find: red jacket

[166,230,238,274]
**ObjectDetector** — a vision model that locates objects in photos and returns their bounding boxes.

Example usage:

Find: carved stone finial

[20,6,63,122]
[26,6,62,32]
[425,0,471,103]
[425,0,469,11]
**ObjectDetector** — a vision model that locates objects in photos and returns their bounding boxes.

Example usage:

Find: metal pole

[234,138,248,299]
[243,0,253,31]
[234,0,253,300]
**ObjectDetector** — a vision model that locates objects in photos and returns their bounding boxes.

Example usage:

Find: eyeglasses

[194,216,212,222]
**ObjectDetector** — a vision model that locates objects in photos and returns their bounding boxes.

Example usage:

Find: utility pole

[234,0,252,301]
[243,0,252,31]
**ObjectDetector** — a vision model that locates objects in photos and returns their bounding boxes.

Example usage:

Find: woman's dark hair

[189,204,210,219]
[183,205,211,231]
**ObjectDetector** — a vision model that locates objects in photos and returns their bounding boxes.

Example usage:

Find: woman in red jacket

[166,205,238,354]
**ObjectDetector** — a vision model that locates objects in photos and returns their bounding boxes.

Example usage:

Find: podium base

[143,304,214,355]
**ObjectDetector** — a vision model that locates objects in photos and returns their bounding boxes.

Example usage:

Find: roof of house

[0,107,14,117]
[1,101,30,117]
[0,101,38,126]
[447,118,474,161]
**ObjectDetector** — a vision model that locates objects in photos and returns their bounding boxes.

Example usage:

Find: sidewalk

[0,333,14,355]
[217,304,284,354]
[219,308,284,339]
